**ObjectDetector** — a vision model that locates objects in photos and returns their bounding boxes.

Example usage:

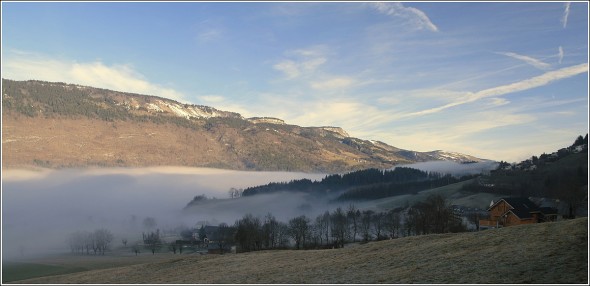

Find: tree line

[242,167,448,197]
[66,195,464,256]
[231,194,464,252]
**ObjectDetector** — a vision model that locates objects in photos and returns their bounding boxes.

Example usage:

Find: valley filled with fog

[2,167,327,259]
[2,161,497,260]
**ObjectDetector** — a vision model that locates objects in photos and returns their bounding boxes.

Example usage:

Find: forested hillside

[237,167,477,201]
[462,134,588,216]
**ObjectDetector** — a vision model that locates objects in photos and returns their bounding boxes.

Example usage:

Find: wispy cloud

[195,18,225,43]
[286,100,390,133]
[488,97,510,107]
[561,2,571,28]
[369,2,438,32]
[449,112,535,137]
[558,46,564,64]
[273,45,367,93]
[273,47,327,79]
[3,52,186,102]
[197,28,223,43]
[273,60,302,79]
[497,52,551,70]
[368,107,542,161]
[405,63,589,117]
[310,77,356,90]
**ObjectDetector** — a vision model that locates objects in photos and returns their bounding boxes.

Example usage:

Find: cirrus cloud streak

[405,63,588,117]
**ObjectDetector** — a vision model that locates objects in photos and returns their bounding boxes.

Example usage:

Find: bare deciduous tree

[67,229,113,255]
[360,210,374,242]
[385,209,401,239]
[262,213,281,249]
[372,211,386,240]
[331,207,347,248]
[234,214,262,252]
[94,228,114,255]
[347,204,360,242]
[288,215,310,250]
[143,229,162,255]
[131,242,141,256]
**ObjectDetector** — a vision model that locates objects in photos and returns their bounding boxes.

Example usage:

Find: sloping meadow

[13,217,588,284]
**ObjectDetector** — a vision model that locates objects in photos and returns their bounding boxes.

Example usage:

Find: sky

[1,1,588,162]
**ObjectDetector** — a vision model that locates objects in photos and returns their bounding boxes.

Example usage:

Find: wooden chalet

[479,197,558,230]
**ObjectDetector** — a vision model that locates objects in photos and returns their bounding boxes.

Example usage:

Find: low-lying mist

[2,161,498,260]
[395,160,498,177]
[2,167,325,260]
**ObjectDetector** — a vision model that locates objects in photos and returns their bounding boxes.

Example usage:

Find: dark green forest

[241,167,476,201]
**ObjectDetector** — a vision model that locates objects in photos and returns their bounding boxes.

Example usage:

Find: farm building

[479,197,558,230]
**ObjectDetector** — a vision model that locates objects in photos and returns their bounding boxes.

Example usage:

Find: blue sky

[2,1,588,162]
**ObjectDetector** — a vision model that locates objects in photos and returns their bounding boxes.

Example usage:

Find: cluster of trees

[405,195,466,235]
[67,228,114,255]
[142,229,163,255]
[66,195,463,256]
[228,188,244,199]
[230,195,461,252]
[243,167,450,197]
[234,213,290,251]
[185,194,216,208]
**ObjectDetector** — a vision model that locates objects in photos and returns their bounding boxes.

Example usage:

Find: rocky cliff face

[247,117,286,125]
[320,127,350,138]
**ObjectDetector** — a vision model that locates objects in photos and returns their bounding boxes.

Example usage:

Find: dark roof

[496,197,540,219]
[203,225,219,236]
[504,197,540,218]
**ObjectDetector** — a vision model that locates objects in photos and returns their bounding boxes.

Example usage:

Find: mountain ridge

[2,79,485,173]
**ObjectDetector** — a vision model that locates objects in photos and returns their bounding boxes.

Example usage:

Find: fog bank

[2,162,498,260]
[2,167,325,260]
[395,160,498,176]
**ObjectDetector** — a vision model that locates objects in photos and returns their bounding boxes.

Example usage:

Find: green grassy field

[2,252,180,283]
[357,179,504,212]
[2,262,87,283]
